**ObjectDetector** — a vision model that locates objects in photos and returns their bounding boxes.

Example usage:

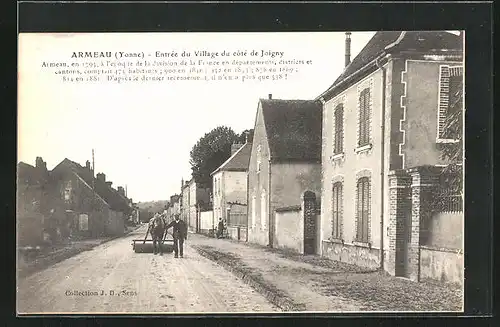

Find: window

[251,195,256,228]
[333,104,344,154]
[438,65,463,141]
[64,189,71,202]
[260,191,266,229]
[79,214,89,231]
[358,88,371,147]
[256,145,262,173]
[332,182,343,239]
[356,177,370,243]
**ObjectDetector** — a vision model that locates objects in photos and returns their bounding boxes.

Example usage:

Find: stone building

[317,31,463,284]
[51,159,132,238]
[180,178,210,232]
[211,138,252,241]
[247,94,322,251]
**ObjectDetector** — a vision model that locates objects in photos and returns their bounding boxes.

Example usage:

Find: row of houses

[17,156,139,246]
[165,31,464,285]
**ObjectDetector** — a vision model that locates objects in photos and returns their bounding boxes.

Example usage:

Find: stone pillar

[408,165,440,282]
[387,169,411,277]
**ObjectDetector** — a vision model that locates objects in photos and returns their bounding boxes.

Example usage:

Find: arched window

[356,177,370,243]
[332,182,343,239]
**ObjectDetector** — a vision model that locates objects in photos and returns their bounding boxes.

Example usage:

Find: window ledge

[352,241,371,249]
[330,152,345,162]
[355,144,373,154]
[329,237,344,244]
[436,138,460,144]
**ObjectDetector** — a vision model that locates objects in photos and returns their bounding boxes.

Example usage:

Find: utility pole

[91,149,96,237]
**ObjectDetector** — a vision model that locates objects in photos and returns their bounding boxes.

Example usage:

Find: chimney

[345,32,352,67]
[117,186,125,196]
[96,173,106,182]
[35,157,47,170]
[231,143,243,156]
[268,94,272,100]
[105,181,112,188]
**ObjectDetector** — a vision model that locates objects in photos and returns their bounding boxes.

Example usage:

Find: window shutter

[334,105,344,154]
[358,94,363,146]
[438,66,451,139]
[356,177,370,243]
[332,183,343,239]
[358,88,370,146]
[361,91,365,145]
[362,179,370,243]
[356,181,363,240]
[332,184,337,238]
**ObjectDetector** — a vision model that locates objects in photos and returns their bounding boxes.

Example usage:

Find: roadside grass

[17,243,96,278]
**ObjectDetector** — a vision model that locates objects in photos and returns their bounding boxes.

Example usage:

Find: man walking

[165,214,187,258]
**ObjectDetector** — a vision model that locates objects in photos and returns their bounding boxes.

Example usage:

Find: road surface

[17,225,278,314]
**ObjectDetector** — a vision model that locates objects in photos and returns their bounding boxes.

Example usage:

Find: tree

[189,126,239,189]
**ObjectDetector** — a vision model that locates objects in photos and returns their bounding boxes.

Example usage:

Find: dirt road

[17,225,278,314]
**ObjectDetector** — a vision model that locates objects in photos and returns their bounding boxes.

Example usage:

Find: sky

[18,31,377,202]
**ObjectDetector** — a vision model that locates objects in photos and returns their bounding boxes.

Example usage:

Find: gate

[303,191,317,255]
[395,189,412,277]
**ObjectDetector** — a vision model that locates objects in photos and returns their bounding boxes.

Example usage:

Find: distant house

[211,138,252,241]
[166,194,181,223]
[180,178,210,232]
[180,179,190,223]
[51,158,132,237]
[317,31,463,284]
[17,157,65,246]
[247,95,322,252]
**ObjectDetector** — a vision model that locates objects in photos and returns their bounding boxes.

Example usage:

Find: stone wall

[275,206,303,253]
[420,246,463,286]
[322,241,380,270]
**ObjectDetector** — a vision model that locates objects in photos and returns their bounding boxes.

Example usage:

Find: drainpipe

[375,56,387,271]
[268,156,272,248]
[246,171,249,242]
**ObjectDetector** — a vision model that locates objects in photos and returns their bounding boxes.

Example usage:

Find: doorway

[303,191,317,255]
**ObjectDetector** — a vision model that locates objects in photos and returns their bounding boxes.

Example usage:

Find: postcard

[17,31,464,314]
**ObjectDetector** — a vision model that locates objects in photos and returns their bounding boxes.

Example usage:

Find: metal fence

[434,171,463,212]
[228,213,247,227]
